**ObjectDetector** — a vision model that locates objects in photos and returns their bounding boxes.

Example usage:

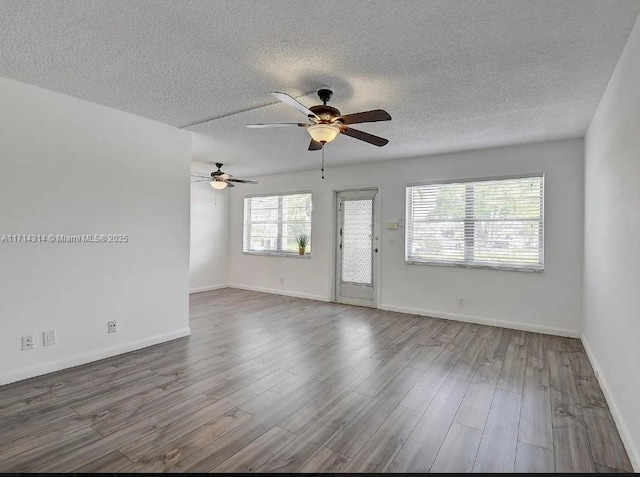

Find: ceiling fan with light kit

[247,88,392,151]
[190,163,258,190]
[247,88,391,178]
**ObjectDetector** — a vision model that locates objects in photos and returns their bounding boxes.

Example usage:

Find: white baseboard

[380,303,580,337]
[189,284,228,294]
[0,327,191,386]
[581,334,639,472]
[227,283,330,302]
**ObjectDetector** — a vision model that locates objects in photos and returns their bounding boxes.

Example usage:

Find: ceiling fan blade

[246,123,308,128]
[225,182,235,188]
[341,126,389,147]
[270,92,319,120]
[227,179,258,184]
[340,109,392,125]
[191,174,210,179]
[191,179,211,183]
[308,139,323,151]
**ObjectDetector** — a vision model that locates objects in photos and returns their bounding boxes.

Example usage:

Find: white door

[335,189,378,307]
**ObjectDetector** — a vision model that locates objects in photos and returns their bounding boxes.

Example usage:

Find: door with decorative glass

[335,189,378,307]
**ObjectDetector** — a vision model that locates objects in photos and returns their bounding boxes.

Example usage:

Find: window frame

[243,190,312,258]
[405,173,545,272]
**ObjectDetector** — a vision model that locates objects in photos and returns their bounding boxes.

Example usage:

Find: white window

[243,192,312,256]
[406,175,544,271]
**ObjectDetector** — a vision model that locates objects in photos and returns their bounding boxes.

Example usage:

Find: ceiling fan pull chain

[321,147,325,179]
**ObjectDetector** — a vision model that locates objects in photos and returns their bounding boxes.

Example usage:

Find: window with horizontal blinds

[406,175,544,270]
[243,192,312,255]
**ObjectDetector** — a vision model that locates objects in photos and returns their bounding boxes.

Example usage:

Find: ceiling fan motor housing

[309,105,342,123]
[212,162,224,176]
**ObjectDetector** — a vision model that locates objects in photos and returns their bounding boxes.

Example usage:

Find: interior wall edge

[581,333,640,472]
[380,303,580,338]
[223,283,580,338]
[0,327,191,387]
[227,284,331,303]
[189,284,229,294]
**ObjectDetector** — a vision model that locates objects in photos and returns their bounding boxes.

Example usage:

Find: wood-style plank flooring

[0,288,632,472]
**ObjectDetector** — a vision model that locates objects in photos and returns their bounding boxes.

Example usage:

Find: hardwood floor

[0,288,632,473]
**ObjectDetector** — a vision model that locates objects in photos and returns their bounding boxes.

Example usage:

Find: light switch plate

[43,330,56,346]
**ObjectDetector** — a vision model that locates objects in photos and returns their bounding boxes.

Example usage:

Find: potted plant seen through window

[296,233,309,256]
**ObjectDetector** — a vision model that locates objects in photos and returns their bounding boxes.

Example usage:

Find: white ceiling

[1,0,639,178]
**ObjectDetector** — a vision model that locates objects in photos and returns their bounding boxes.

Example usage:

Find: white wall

[188,133,231,293]
[583,15,640,471]
[189,178,230,293]
[228,138,584,336]
[0,77,192,385]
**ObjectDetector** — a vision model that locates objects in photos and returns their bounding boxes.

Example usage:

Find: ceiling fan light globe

[220,173,230,180]
[210,180,228,190]
[307,124,340,143]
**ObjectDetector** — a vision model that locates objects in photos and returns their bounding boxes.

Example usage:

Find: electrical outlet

[108,320,117,333]
[22,335,34,351]
[279,277,284,285]
[43,330,56,346]
[458,297,465,307]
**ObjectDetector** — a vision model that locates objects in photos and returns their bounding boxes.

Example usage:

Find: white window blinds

[406,175,544,270]
[243,192,312,254]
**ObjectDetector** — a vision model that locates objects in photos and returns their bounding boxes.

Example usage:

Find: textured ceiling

[1,0,639,177]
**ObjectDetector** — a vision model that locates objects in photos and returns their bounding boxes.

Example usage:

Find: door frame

[332,185,382,308]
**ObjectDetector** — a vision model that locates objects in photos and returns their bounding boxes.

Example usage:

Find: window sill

[405,260,543,273]
[243,251,311,259]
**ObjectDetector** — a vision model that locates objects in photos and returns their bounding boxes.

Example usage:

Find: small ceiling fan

[247,88,391,150]
[191,163,258,190]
